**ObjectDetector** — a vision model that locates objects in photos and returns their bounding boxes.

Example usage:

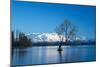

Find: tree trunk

[57,43,62,51]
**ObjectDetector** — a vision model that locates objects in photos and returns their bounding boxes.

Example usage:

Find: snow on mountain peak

[27,32,65,42]
[26,33,88,42]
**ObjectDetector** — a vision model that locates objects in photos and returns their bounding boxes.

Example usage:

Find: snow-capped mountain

[27,33,64,42]
[26,33,88,42]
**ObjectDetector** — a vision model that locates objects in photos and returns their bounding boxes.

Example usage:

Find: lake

[11,45,96,66]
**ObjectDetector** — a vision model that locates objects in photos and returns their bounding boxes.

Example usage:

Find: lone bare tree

[55,19,77,51]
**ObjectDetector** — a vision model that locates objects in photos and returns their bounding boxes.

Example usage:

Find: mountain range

[26,32,97,44]
[27,33,64,42]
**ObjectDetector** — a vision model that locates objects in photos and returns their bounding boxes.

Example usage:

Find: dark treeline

[12,31,32,48]
[31,41,95,46]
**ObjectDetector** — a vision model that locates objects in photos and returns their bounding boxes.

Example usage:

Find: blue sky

[12,0,96,39]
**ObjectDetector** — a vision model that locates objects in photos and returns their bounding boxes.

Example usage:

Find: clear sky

[12,0,96,40]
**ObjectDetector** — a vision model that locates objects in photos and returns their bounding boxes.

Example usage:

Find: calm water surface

[12,45,96,66]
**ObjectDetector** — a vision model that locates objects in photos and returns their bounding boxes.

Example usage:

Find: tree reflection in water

[58,51,63,63]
